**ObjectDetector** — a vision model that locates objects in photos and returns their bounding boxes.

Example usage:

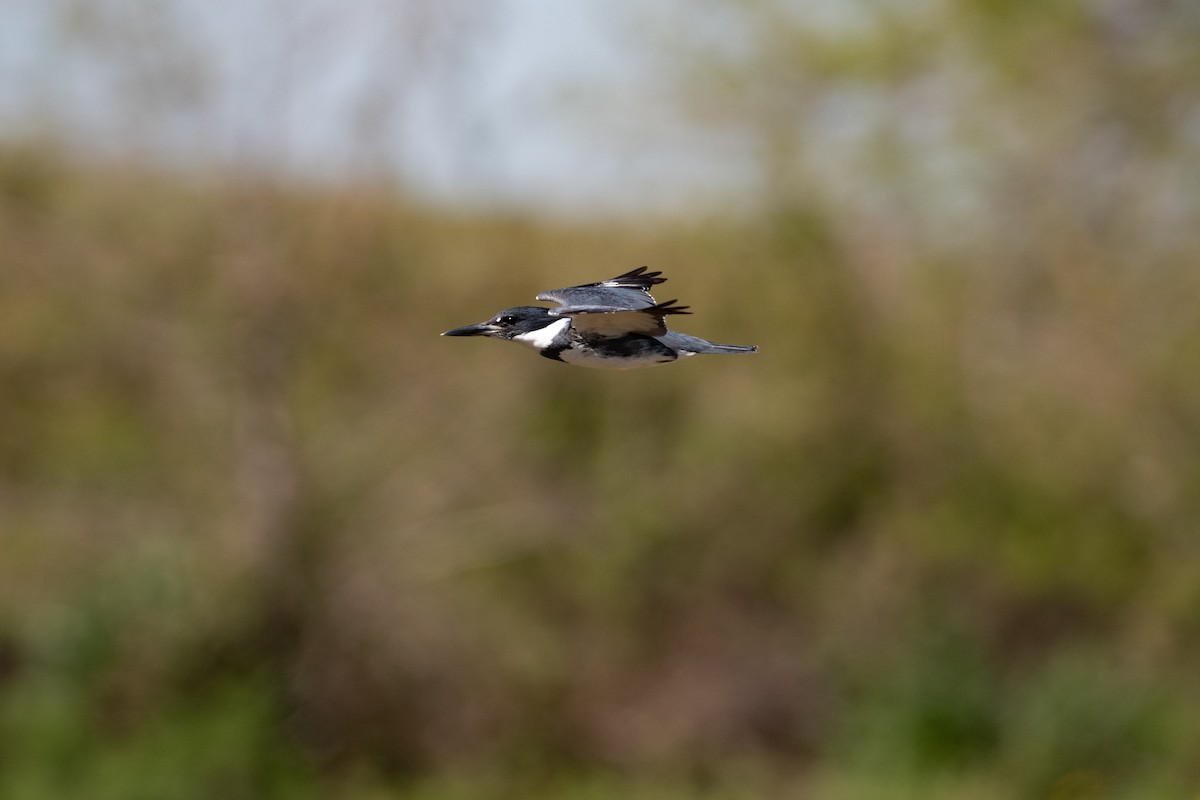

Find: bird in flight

[442,266,757,369]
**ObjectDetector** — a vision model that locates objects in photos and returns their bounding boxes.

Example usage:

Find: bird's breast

[559,336,678,369]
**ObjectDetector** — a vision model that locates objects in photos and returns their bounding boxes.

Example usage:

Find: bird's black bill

[441,322,494,337]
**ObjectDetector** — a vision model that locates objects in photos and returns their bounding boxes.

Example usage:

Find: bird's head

[441,306,558,341]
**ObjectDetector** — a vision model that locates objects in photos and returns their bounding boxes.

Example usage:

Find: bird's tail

[665,332,758,355]
[705,343,758,354]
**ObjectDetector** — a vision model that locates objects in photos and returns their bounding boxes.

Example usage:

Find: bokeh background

[3,1,1200,798]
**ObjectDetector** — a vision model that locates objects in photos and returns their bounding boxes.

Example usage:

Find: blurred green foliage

[3,1,1200,798]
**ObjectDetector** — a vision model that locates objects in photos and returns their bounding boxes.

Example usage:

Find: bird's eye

[497,315,517,325]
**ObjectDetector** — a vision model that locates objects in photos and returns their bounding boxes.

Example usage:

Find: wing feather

[536,266,667,311]
[551,299,691,338]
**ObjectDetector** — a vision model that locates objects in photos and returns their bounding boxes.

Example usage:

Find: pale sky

[0,0,752,215]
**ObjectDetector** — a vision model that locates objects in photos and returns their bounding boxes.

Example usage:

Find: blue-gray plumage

[441,267,757,369]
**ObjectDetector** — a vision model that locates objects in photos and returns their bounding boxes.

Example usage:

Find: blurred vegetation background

[2,1,1200,798]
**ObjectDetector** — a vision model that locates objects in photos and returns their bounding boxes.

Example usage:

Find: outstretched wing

[550,298,692,338]
[536,266,666,311]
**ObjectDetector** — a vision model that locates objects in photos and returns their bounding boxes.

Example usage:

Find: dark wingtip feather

[609,266,666,288]
[652,299,692,316]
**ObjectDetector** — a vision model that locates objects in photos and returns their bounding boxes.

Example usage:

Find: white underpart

[512,317,571,350]
[560,345,677,369]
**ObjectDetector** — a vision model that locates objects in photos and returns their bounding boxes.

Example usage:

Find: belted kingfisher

[442,266,757,369]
